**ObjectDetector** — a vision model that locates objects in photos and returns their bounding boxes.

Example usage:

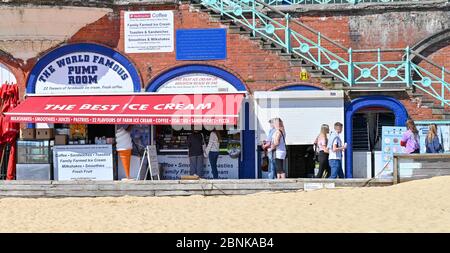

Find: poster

[158,155,239,179]
[418,124,450,153]
[53,145,114,180]
[380,126,406,178]
[124,11,174,53]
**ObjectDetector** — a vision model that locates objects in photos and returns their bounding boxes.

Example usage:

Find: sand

[0,176,449,232]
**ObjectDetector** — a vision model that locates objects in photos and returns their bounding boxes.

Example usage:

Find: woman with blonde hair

[315,124,330,178]
[425,124,443,153]
[400,119,420,154]
[269,118,287,179]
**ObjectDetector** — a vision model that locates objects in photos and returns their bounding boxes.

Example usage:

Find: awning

[5,93,245,125]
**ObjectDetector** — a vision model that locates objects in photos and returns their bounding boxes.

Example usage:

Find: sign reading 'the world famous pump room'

[34,52,136,94]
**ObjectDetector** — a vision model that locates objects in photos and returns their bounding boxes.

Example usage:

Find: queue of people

[262,118,287,179]
[400,120,443,154]
[186,129,222,179]
[190,119,444,180]
[314,122,347,179]
[312,119,444,179]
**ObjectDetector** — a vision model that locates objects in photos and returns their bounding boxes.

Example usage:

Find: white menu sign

[53,145,114,180]
[156,73,239,94]
[124,11,174,53]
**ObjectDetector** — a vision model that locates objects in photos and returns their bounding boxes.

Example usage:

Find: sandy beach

[0,176,449,233]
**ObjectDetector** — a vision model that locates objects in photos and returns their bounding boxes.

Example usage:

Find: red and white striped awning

[5,93,245,125]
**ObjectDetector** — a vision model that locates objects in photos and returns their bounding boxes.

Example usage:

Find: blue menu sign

[176,28,227,60]
[380,126,406,178]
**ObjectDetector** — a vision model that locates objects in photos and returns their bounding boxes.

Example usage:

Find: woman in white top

[205,130,221,179]
[270,118,287,179]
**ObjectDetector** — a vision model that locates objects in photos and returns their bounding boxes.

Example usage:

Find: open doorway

[352,108,395,178]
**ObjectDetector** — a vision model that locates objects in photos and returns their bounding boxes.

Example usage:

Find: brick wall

[0,2,448,121]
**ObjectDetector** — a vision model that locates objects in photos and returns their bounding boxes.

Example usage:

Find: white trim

[25,91,248,97]
[5,112,239,117]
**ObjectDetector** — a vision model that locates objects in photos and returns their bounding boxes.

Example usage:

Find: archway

[147,64,255,179]
[411,28,450,65]
[345,96,408,178]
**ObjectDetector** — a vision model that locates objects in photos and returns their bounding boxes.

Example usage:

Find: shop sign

[380,126,406,178]
[53,144,114,180]
[7,93,244,125]
[157,73,238,94]
[158,155,239,179]
[124,11,174,53]
[34,52,136,94]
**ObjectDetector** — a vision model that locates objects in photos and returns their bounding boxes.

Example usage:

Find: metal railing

[201,0,450,106]
[263,0,438,6]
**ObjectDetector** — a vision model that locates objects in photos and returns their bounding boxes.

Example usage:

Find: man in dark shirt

[187,130,204,177]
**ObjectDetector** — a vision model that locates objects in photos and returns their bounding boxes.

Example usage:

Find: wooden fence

[393,154,450,184]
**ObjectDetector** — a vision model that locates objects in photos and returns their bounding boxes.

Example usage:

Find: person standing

[315,124,330,178]
[270,118,287,179]
[187,130,204,178]
[328,122,347,179]
[425,124,443,153]
[205,129,221,179]
[262,119,276,179]
[400,119,420,154]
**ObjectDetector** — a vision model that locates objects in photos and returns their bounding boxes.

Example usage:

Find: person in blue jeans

[425,124,443,153]
[262,119,276,179]
[327,122,347,179]
[205,130,221,179]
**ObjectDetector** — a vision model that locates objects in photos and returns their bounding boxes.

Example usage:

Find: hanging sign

[124,11,174,53]
[34,52,136,94]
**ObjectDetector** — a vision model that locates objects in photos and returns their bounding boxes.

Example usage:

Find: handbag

[313,142,319,162]
[261,153,269,172]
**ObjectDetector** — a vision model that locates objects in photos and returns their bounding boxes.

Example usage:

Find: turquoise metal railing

[263,0,436,6]
[201,0,450,106]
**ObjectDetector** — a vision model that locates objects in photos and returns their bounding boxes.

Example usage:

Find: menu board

[53,144,114,180]
[380,126,406,178]
[158,155,238,179]
[124,11,174,53]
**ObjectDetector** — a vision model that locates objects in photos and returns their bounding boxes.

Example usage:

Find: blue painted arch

[146,64,247,92]
[147,64,255,179]
[345,96,408,178]
[275,84,323,91]
[26,43,141,93]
